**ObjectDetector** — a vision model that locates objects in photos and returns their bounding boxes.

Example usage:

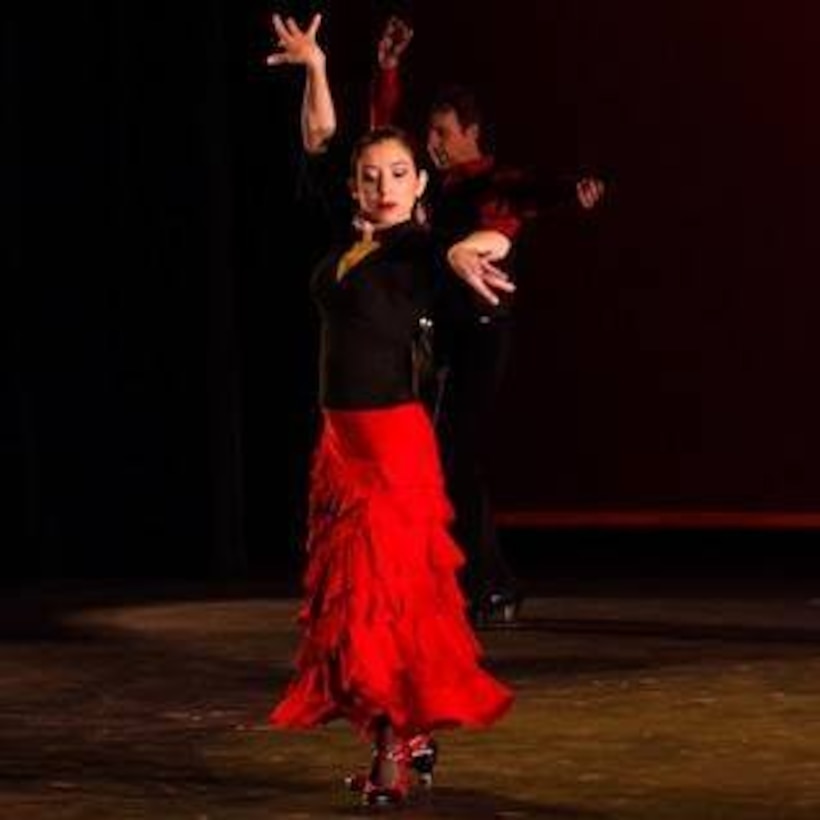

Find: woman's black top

[311,221,437,410]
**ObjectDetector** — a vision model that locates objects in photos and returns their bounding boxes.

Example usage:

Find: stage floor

[3,580,820,818]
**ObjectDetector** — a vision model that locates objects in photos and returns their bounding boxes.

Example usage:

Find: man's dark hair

[430,84,483,131]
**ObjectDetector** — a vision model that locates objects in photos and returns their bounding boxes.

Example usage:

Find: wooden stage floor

[3,577,820,818]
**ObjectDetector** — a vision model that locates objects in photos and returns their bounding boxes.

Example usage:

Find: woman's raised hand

[266,13,324,68]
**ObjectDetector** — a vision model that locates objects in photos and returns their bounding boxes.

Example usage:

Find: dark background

[5,1,820,581]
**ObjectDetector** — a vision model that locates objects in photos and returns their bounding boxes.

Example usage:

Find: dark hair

[429,84,483,131]
[349,125,423,179]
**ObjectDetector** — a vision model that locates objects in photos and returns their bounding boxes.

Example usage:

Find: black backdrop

[5,1,820,578]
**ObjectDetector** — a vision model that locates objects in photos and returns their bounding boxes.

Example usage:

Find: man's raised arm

[369,16,413,129]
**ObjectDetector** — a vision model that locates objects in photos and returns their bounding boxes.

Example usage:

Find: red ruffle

[270,402,513,738]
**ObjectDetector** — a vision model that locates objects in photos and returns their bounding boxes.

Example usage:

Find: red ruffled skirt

[270,402,512,739]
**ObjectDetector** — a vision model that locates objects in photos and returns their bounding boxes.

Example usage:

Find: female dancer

[267,13,514,807]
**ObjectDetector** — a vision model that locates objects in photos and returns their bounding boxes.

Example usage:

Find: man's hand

[266,13,324,68]
[576,176,605,210]
[378,16,414,70]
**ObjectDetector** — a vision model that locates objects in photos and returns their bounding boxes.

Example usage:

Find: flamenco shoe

[343,769,368,793]
[471,589,523,628]
[407,733,438,788]
[359,742,412,808]
[346,735,438,798]
[344,743,379,794]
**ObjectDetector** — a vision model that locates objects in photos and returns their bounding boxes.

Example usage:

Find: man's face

[426,108,480,170]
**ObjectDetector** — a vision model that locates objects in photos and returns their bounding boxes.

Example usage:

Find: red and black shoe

[407,733,438,788]
[360,741,412,807]
[345,734,438,800]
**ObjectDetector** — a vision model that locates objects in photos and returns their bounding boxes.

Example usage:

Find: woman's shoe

[344,742,377,794]
[343,769,368,793]
[407,733,438,788]
[346,735,437,798]
[360,741,412,807]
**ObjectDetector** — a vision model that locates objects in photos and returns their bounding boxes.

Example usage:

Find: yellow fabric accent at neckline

[336,238,381,280]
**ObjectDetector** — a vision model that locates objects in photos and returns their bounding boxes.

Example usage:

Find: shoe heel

[344,771,367,793]
[408,734,438,788]
[502,594,522,624]
[359,741,412,807]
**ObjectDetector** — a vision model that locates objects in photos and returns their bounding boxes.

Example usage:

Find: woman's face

[351,138,427,228]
